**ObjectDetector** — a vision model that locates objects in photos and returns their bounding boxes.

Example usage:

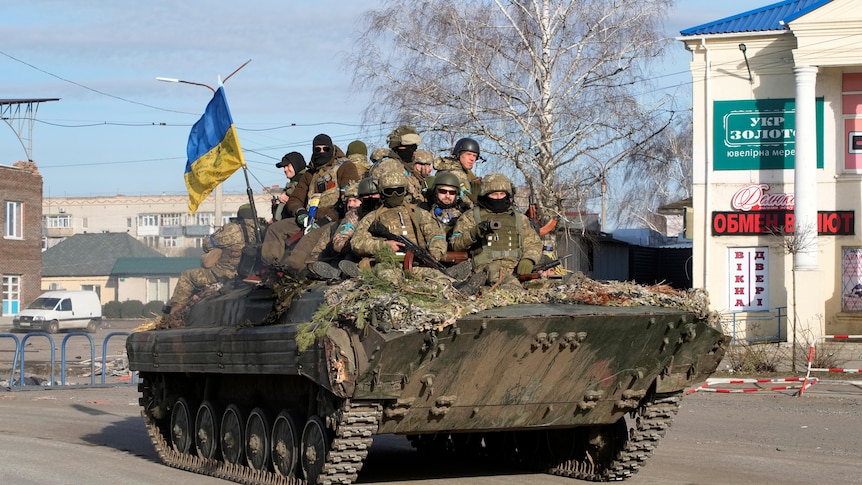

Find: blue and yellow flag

[184,85,245,213]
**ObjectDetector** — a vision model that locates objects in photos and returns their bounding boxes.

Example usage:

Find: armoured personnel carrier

[126,275,726,485]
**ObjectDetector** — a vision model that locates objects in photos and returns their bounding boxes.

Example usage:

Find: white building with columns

[680,0,862,340]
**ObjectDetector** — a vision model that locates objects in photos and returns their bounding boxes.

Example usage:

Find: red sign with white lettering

[712,210,854,235]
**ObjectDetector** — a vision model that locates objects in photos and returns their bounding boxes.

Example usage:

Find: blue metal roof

[680,0,834,36]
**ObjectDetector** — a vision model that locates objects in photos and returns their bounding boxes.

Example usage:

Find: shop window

[728,247,769,311]
[841,247,862,312]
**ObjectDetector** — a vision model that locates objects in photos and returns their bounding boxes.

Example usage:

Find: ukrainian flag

[184,85,245,213]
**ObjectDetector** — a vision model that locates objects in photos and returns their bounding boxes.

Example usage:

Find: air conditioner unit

[58,208,66,213]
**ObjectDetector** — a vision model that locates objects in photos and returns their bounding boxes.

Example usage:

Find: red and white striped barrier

[688,377,816,395]
[800,334,862,396]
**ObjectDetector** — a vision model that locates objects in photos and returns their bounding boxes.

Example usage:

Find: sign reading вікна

[713,98,824,170]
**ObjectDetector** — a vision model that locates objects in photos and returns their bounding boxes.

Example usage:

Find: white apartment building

[42,189,278,257]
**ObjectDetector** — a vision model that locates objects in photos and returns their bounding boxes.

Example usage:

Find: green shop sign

[713,98,823,170]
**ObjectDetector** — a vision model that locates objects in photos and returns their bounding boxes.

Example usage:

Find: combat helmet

[412,149,434,166]
[387,125,422,148]
[236,204,255,219]
[433,171,461,190]
[357,177,379,197]
[452,137,480,158]
[479,173,513,196]
[341,181,359,200]
[378,170,408,190]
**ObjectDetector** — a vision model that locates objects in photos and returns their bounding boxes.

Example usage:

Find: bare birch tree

[610,112,693,230]
[349,0,676,226]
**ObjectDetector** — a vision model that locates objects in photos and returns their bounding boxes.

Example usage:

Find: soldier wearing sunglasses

[351,170,447,269]
[418,170,472,242]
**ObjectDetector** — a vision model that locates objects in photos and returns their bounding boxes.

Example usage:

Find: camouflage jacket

[351,203,447,260]
[432,156,481,203]
[346,153,371,178]
[204,219,257,270]
[449,206,542,266]
[286,147,360,223]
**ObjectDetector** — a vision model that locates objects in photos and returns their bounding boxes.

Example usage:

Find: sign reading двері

[713,98,824,170]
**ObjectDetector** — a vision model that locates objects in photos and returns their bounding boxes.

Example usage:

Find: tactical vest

[470,206,523,266]
[309,160,345,209]
[375,205,427,249]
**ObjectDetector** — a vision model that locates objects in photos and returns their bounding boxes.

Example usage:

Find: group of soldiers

[164,125,551,315]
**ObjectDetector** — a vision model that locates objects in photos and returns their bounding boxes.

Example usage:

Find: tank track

[141,399,381,485]
[545,392,682,481]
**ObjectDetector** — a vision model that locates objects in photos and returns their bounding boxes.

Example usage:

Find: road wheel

[300,416,329,483]
[195,400,220,460]
[271,410,299,477]
[221,404,245,465]
[86,319,98,333]
[47,320,59,334]
[170,397,194,454]
[245,407,271,470]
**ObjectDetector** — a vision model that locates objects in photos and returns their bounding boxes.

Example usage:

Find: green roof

[42,233,164,277]
[111,257,200,276]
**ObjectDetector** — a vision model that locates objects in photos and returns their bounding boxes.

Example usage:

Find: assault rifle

[368,220,460,277]
[518,258,563,281]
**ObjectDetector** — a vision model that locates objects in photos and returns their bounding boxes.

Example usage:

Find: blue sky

[0,0,760,198]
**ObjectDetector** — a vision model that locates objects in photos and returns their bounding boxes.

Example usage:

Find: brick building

[0,161,43,315]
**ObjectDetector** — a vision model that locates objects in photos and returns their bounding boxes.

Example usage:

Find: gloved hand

[516,259,535,275]
[471,220,494,240]
[295,208,309,227]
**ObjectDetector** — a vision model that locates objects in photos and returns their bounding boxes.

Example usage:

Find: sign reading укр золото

[714,98,824,170]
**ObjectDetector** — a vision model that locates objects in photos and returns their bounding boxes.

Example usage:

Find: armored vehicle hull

[127,282,726,484]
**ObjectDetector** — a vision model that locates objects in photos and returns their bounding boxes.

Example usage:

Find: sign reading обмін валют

[712,184,854,236]
[714,98,824,170]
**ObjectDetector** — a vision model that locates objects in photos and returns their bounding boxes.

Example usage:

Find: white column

[793,66,818,270]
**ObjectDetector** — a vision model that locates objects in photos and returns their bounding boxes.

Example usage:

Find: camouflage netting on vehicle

[296,265,718,351]
[135,260,718,353]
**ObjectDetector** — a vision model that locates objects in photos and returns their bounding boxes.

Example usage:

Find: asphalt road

[0,382,861,484]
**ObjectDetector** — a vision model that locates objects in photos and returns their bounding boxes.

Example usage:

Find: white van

[12,290,102,334]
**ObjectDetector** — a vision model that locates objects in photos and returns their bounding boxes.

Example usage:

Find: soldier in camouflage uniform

[165,205,258,313]
[419,170,472,241]
[450,173,543,287]
[351,170,447,268]
[405,149,433,203]
[433,137,482,203]
[368,125,426,204]
[345,140,372,177]
[306,177,380,280]
[262,134,361,267]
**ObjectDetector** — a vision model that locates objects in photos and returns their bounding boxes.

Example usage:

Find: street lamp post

[156,60,251,225]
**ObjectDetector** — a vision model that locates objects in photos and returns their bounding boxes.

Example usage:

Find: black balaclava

[310,134,334,170]
[478,194,512,214]
[393,144,417,164]
[360,197,381,215]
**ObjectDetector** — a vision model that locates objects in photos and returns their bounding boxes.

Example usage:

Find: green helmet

[357,177,379,196]
[236,204,255,219]
[479,173,513,196]
[433,171,460,190]
[387,125,421,148]
[378,170,408,190]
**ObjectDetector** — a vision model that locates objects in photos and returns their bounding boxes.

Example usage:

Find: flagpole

[157,60,258,239]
